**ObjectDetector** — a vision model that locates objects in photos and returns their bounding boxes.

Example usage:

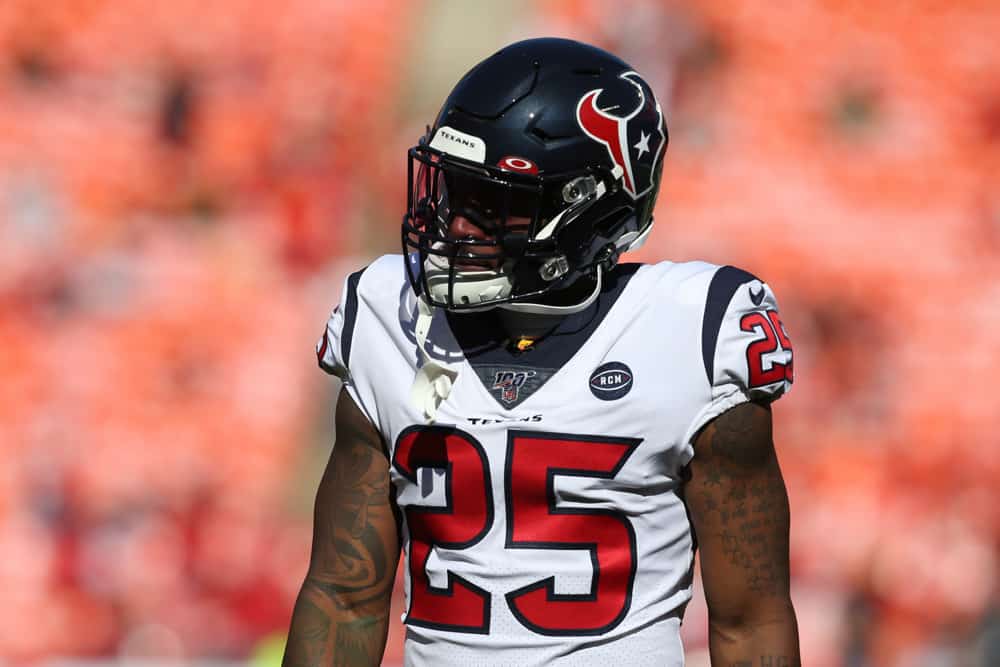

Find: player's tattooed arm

[283,390,400,667]
[686,401,801,667]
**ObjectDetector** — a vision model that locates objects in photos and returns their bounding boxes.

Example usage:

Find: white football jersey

[316,255,792,667]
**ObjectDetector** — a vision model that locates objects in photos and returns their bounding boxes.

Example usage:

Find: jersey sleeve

[686,266,794,442]
[316,304,346,379]
[315,265,389,437]
[316,268,365,380]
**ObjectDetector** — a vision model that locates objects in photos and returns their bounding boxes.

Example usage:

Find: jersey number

[393,427,640,636]
[740,309,793,387]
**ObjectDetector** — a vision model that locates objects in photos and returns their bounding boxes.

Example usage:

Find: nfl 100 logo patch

[492,369,537,405]
[470,365,555,409]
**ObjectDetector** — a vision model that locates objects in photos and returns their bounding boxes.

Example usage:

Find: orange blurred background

[1,1,998,665]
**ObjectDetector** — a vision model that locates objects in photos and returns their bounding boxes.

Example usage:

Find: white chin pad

[424,256,513,308]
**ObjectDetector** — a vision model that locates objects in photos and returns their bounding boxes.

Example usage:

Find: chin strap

[410,296,458,423]
[499,265,604,316]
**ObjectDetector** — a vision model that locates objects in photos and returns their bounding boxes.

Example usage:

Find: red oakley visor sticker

[498,156,539,174]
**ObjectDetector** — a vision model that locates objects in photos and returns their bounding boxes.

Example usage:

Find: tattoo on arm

[333,616,385,667]
[690,401,791,598]
[284,390,400,667]
[687,401,799,664]
[311,439,393,602]
[284,591,332,667]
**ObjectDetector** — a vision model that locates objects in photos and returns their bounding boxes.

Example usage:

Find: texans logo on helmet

[575,71,666,199]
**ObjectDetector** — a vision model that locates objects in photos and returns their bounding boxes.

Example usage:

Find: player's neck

[497,309,564,341]
[496,275,599,342]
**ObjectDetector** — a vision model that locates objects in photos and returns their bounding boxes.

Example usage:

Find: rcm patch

[589,362,633,401]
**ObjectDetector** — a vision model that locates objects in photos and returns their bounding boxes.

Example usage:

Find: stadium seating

[1,1,996,664]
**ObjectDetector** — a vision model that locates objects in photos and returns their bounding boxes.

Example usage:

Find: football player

[285,38,800,667]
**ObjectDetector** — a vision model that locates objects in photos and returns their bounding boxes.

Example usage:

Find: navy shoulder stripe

[317,329,337,374]
[340,267,367,369]
[701,265,759,384]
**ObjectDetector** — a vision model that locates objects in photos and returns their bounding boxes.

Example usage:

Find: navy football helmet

[402,37,668,313]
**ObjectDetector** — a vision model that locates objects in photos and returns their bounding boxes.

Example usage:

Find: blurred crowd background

[2,1,998,665]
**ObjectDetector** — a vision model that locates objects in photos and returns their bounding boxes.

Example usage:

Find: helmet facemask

[402,144,622,312]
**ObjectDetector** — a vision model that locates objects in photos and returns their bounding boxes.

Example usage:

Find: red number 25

[740,309,793,387]
[392,427,639,636]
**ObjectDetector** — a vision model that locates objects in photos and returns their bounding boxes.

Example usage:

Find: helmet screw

[597,243,619,270]
[561,176,597,204]
[539,255,570,281]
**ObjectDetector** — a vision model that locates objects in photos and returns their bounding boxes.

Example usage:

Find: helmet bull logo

[575,71,666,199]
